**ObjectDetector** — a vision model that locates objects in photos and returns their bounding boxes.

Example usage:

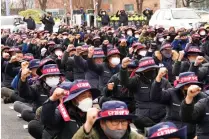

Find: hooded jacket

[120,68,172,124]
[41,100,86,139]
[153,50,179,83]
[181,96,209,139]
[150,80,207,138]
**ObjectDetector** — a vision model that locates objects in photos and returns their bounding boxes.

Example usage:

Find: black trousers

[28,120,44,139]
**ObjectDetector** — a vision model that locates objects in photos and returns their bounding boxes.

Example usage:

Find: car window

[171,10,200,19]
[156,11,165,20]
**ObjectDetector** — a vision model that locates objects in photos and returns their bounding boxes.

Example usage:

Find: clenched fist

[88,46,94,58]
[185,85,201,104]
[50,88,69,101]
[84,108,99,133]
[156,67,167,82]
[122,57,131,68]
[194,56,204,66]
[21,68,32,82]
[107,82,114,91]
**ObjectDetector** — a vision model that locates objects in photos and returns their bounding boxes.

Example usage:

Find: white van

[149,8,206,30]
[1,15,27,32]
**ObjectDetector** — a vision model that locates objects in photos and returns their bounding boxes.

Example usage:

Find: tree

[136,0,144,13]
[38,0,47,11]
[182,0,205,7]
[1,0,6,15]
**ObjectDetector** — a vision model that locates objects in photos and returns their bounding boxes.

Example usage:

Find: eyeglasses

[108,119,129,126]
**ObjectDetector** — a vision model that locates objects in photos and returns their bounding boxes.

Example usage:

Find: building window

[124,4,134,12]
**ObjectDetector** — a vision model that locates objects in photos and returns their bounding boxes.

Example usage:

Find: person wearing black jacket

[18,64,63,122]
[23,16,36,30]
[172,46,205,77]
[151,70,207,139]
[41,80,100,139]
[74,47,105,89]
[181,87,209,139]
[201,34,209,61]
[41,12,55,33]
[116,10,128,26]
[102,59,139,113]
[61,44,87,81]
[98,10,110,26]
[87,47,121,92]
[120,57,172,133]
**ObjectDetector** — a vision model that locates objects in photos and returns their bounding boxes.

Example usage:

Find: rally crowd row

[1,11,209,139]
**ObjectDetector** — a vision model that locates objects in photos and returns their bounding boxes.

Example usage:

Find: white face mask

[139,50,147,56]
[63,36,68,39]
[159,38,164,42]
[110,57,120,66]
[135,34,140,38]
[127,31,133,36]
[199,31,206,36]
[87,30,91,34]
[45,76,60,87]
[77,98,93,112]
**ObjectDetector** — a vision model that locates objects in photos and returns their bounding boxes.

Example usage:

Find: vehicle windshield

[171,10,200,19]
[1,17,24,26]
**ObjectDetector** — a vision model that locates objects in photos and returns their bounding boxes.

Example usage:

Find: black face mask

[94,40,101,47]
[82,55,88,60]
[192,39,200,44]
[142,69,157,80]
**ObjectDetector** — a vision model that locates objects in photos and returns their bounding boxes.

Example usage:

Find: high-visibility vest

[97,17,101,21]
[128,16,133,21]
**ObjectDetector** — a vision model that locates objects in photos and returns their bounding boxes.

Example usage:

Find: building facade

[34,0,160,15]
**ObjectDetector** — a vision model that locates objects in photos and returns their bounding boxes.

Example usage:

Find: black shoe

[3,97,12,104]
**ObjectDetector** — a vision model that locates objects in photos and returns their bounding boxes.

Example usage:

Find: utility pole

[5,0,10,16]
[69,0,73,26]
[93,0,98,27]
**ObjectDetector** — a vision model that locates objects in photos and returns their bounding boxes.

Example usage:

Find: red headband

[69,82,91,93]
[100,109,129,117]
[179,75,198,83]
[138,59,155,68]
[42,68,60,74]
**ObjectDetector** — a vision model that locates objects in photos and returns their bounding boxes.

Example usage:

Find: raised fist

[187,85,201,98]
[88,46,94,58]
[122,57,131,68]
[157,67,168,79]
[107,82,114,91]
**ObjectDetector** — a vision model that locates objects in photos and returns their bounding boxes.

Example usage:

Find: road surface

[1,100,33,139]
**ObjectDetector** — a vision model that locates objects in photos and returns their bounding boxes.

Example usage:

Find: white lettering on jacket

[172,103,180,107]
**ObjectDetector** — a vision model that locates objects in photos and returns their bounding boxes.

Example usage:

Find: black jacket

[41,16,55,33]
[116,12,128,26]
[101,15,110,26]
[120,68,172,123]
[61,51,85,81]
[201,40,209,61]
[87,58,120,93]
[151,80,207,138]
[41,100,86,139]
[172,60,190,76]
[181,96,209,139]
[23,17,36,30]
[3,62,20,88]
[18,79,50,111]
[189,62,209,84]
[74,55,99,88]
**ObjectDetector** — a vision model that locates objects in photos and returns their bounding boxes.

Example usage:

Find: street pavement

[1,100,33,139]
